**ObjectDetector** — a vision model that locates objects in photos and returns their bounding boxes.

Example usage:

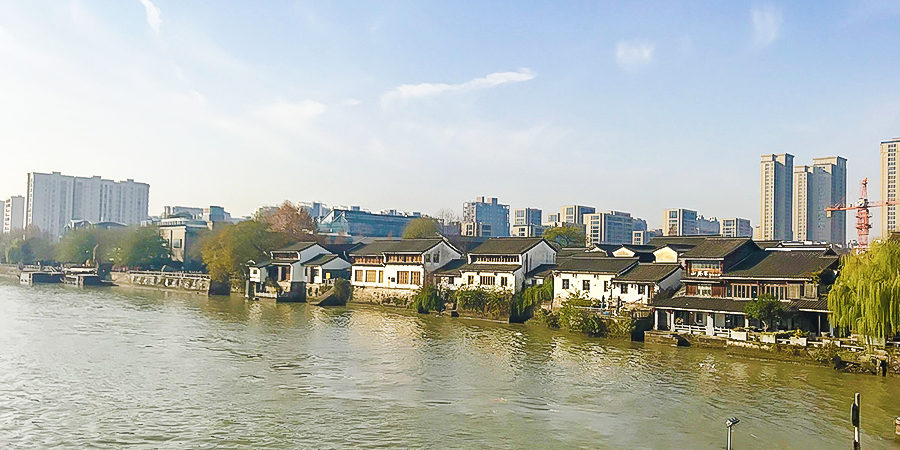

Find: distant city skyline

[0,2,898,235]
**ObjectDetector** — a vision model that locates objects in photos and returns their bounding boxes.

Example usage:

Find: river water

[0,281,898,449]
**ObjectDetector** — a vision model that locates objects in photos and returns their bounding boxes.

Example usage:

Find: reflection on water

[1,281,899,449]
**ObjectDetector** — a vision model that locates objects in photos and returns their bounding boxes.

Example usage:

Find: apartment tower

[760,154,794,241]
[882,138,900,237]
[794,157,846,245]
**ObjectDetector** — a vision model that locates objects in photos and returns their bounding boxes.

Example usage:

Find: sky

[1,1,899,235]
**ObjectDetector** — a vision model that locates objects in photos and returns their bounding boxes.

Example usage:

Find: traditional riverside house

[610,263,682,308]
[348,238,462,301]
[651,237,839,337]
[551,257,639,308]
[612,244,657,262]
[437,237,557,293]
[248,242,347,301]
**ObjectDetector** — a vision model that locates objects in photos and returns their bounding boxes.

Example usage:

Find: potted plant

[789,329,808,346]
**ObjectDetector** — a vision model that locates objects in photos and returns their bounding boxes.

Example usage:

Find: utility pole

[725,417,739,450]
[851,393,860,450]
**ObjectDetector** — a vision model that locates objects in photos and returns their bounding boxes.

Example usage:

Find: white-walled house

[348,238,462,300]
[610,263,682,308]
[551,258,639,308]
[436,237,557,293]
[248,242,338,301]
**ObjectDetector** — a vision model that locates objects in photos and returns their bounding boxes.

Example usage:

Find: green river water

[0,281,898,449]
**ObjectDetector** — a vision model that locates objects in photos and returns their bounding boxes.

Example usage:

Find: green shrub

[410,285,448,314]
[528,308,560,328]
[558,303,607,337]
[453,286,511,320]
[332,279,352,305]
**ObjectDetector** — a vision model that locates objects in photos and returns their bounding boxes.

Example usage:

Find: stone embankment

[645,330,900,376]
[109,271,220,295]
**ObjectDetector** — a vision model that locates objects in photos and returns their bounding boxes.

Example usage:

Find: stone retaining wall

[111,271,211,294]
[351,286,415,306]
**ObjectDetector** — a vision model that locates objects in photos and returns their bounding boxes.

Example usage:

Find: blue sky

[1,1,899,234]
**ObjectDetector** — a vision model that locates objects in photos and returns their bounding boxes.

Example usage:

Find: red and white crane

[825,178,897,250]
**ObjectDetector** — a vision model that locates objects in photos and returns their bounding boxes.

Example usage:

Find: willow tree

[828,240,900,340]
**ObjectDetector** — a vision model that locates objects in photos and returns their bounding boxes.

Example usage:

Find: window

[697,285,712,296]
[500,277,508,287]
[480,276,496,285]
[562,279,570,290]
[397,271,410,284]
[173,239,182,249]
[638,285,645,295]
[621,284,628,294]
[603,281,608,291]
[468,275,474,284]
[424,253,431,263]
[433,253,440,264]
[447,276,455,284]
[378,271,383,283]
[411,272,421,285]
[730,284,756,299]
[582,280,590,291]
[354,270,363,282]
[366,270,376,283]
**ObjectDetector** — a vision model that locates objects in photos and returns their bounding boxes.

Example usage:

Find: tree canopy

[201,220,289,283]
[542,226,586,248]
[402,217,442,239]
[744,293,786,331]
[828,240,900,339]
[256,200,315,242]
[115,226,171,269]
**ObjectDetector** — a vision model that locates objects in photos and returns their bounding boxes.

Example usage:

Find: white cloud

[751,4,781,49]
[139,0,162,34]
[253,99,326,130]
[615,40,655,70]
[381,69,534,107]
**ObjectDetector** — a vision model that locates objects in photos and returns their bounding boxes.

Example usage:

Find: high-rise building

[760,153,794,241]
[585,211,635,245]
[719,218,752,238]
[881,138,900,237]
[26,172,150,240]
[462,196,509,237]
[3,196,25,234]
[793,157,846,245]
[0,200,4,234]
[546,212,560,223]
[560,205,596,224]
[513,208,542,227]
[662,208,698,236]
[697,215,720,235]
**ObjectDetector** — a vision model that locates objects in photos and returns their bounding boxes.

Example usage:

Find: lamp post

[724,417,740,450]
[851,393,860,450]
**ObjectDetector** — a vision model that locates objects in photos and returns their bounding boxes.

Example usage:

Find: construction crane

[825,178,897,250]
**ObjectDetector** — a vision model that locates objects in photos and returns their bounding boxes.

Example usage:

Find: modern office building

[719,218,752,238]
[317,208,416,237]
[793,157,847,245]
[697,215,720,235]
[511,224,544,237]
[662,208,698,236]
[3,196,25,234]
[462,196,509,237]
[26,172,149,240]
[560,205,596,225]
[632,229,662,245]
[162,206,204,219]
[462,221,493,237]
[881,139,900,238]
[585,211,635,245]
[760,153,794,241]
[513,208,542,227]
[546,213,560,223]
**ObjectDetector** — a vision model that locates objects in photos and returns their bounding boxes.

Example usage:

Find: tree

[828,240,900,340]
[744,293,786,331]
[543,225,586,248]
[201,220,289,283]
[56,229,98,264]
[115,226,171,269]
[434,208,459,225]
[257,200,315,242]
[402,217,442,239]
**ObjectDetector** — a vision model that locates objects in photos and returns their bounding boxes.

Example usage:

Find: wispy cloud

[253,99,326,130]
[138,0,161,34]
[615,40,655,70]
[381,69,534,108]
[751,4,782,49]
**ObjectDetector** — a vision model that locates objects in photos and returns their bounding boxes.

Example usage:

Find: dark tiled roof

[251,259,274,268]
[303,254,343,266]
[555,257,638,274]
[723,251,839,279]
[469,237,551,255]
[647,235,710,249]
[349,238,443,256]
[753,240,783,249]
[558,248,612,258]
[457,263,523,274]
[525,263,555,279]
[681,238,757,259]
[654,243,697,253]
[432,259,466,276]
[275,242,318,252]
[652,296,830,313]
[615,263,681,283]
[617,244,657,253]
[446,236,490,254]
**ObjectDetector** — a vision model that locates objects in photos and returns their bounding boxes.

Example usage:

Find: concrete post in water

[724,417,739,450]
[894,417,900,438]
